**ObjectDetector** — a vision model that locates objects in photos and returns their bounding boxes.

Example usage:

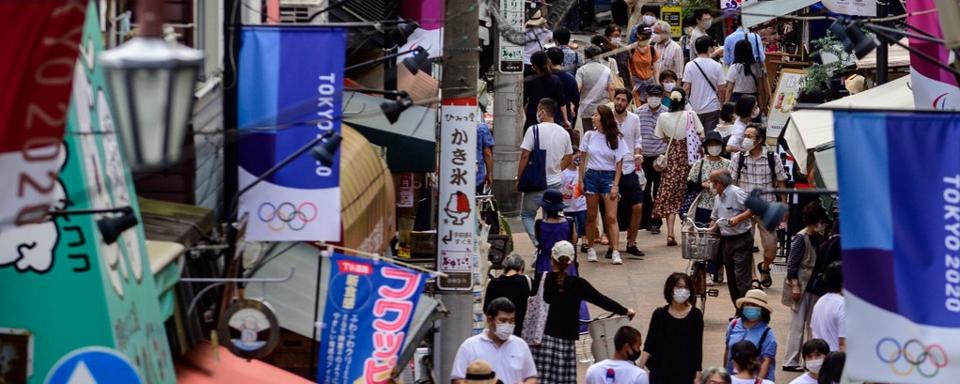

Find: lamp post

[100,0,204,170]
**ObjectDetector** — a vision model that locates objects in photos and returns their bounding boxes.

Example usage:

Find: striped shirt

[636,105,667,156]
[729,149,787,202]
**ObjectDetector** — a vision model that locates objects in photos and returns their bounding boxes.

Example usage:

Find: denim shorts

[584,169,616,194]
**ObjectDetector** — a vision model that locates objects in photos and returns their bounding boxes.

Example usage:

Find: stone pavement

[506,217,803,383]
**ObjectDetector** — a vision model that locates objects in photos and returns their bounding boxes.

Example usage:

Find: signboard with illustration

[437,101,478,290]
[0,2,175,383]
[767,68,806,139]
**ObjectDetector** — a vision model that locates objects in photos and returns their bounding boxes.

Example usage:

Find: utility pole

[875,0,889,85]
[491,0,525,216]
[435,0,479,382]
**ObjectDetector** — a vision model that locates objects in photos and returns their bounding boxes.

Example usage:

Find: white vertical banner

[437,102,477,290]
[497,0,523,73]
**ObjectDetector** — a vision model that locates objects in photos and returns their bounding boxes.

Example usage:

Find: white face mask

[751,107,761,119]
[662,82,676,92]
[805,358,824,374]
[647,97,662,108]
[673,288,691,303]
[611,36,622,45]
[643,15,657,25]
[707,145,722,156]
[700,19,712,30]
[741,138,755,151]
[494,323,515,340]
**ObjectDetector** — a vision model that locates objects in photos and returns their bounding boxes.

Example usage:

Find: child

[534,189,577,274]
[716,102,736,142]
[788,339,830,384]
[562,150,588,254]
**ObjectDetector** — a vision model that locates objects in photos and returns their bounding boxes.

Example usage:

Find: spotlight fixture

[380,96,414,124]
[311,131,343,167]
[829,18,877,60]
[401,47,430,75]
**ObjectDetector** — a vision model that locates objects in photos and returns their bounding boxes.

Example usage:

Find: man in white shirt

[577,46,615,131]
[652,21,684,78]
[811,261,846,352]
[613,88,646,259]
[683,36,726,133]
[518,98,574,245]
[585,326,649,384]
[687,8,721,60]
[452,298,538,384]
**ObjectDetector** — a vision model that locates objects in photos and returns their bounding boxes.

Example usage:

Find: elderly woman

[699,367,732,384]
[483,254,532,336]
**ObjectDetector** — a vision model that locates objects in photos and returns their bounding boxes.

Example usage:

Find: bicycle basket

[680,228,720,261]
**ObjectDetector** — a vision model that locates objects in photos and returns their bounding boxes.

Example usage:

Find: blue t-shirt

[725,318,777,382]
[476,122,495,185]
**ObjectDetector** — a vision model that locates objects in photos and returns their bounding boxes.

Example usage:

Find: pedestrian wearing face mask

[605,24,633,91]
[452,298,538,384]
[652,21,684,78]
[639,272,704,384]
[688,131,731,283]
[532,241,636,383]
[658,70,679,97]
[585,326,650,384]
[628,26,659,101]
[724,289,778,383]
[725,96,760,153]
[688,8,722,60]
[788,339,830,384]
[782,203,830,372]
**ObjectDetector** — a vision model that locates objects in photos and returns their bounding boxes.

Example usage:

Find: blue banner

[835,111,960,383]
[318,253,427,383]
[237,27,344,241]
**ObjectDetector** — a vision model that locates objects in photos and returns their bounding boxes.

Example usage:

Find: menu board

[767,68,807,139]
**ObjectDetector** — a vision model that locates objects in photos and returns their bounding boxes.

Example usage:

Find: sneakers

[625,245,645,258]
[611,251,623,265]
[587,248,598,262]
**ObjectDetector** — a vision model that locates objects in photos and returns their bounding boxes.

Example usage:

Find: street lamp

[100,0,203,170]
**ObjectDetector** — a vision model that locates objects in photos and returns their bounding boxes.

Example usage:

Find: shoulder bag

[653,112,686,172]
[522,272,551,345]
[518,125,548,192]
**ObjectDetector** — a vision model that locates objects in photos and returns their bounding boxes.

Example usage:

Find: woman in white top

[725,95,759,153]
[579,105,630,264]
[729,341,774,384]
[652,88,704,246]
[724,40,764,103]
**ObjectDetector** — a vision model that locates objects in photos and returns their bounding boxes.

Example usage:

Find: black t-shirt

[523,73,567,128]
[643,305,704,384]
[536,273,628,340]
[483,274,532,336]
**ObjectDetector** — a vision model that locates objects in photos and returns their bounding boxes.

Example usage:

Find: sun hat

[525,9,547,28]
[551,240,575,262]
[537,189,567,211]
[465,359,498,384]
[702,130,724,146]
[735,289,773,312]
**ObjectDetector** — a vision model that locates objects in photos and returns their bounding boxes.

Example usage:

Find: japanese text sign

[437,102,478,290]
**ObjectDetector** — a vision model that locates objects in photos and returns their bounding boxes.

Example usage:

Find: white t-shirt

[682,57,726,113]
[617,112,643,174]
[726,119,749,151]
[584,359,649,384]
[731,377,773,384]
[789,372,818,384]
[811,292,846,352]
[451,332,538,384]
[654,111,704,140]
[561,168,587,212]
[725,63,762,94]
[521,122,574,186]
[580,131,630,172]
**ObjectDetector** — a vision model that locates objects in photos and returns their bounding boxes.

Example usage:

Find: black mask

[627,345,642,362]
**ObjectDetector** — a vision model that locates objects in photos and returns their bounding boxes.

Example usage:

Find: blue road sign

[46,347,142,384]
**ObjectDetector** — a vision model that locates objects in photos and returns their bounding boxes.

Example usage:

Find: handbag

[522,272,551,346]
[653,112,686,172]
[518,125,548,192]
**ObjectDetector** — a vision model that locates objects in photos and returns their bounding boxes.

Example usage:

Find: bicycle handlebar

[683,217,728,232]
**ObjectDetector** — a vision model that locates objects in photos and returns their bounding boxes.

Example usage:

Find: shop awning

[175,343,313,383]
[784,75,913,188]
[343,90,436,172]
[857,38,911,69]
[742,0,820,29]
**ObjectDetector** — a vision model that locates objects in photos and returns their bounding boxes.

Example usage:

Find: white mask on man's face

[643,15,657,25]
[700,19,712,29]
[647,97,662,108]
[741,138,755,151]
[612,36,622,45]
[494,322,515,340]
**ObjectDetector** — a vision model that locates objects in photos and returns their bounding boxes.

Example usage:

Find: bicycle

[680,217,725,314]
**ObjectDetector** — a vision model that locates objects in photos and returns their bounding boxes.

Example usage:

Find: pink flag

[907,0,960,110]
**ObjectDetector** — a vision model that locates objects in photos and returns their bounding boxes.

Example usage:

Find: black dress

[643,305,704,384]
[483,274,532,336]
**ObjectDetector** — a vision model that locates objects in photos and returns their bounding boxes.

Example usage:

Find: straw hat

[735,289,773,312]
[465,360,499,384]
[526,9,546,27]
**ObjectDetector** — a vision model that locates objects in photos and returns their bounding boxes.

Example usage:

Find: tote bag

[522,272,551,345]
[518,125,548,192]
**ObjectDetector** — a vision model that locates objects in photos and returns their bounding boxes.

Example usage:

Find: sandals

[751,279,764,290]
[666,236,678,246]
[757,262,773,288]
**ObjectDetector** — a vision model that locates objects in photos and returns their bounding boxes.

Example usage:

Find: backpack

[735,151,778,187]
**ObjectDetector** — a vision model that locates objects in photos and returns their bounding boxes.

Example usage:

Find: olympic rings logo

[257,202,318,231]
[876,337,948,378]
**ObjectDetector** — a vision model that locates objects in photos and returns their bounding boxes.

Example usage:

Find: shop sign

[498,0,524,73]
[437,101,478,290]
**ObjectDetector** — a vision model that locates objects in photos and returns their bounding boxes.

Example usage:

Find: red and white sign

[437,100,477,290]
[0,1,86,228]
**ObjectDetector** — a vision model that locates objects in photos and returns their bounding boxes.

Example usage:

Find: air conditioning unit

[278,0,328,23]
